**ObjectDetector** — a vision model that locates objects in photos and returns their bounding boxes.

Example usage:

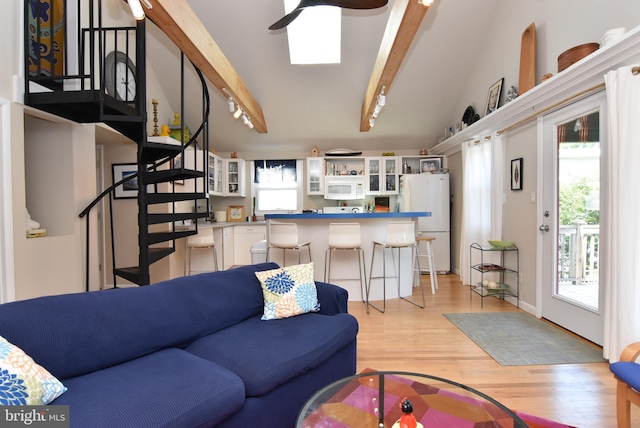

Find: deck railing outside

[558,223,599,285]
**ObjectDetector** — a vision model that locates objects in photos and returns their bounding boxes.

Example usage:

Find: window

[251,159,303,214]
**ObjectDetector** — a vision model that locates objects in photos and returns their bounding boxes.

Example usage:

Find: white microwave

[324,176,365,200]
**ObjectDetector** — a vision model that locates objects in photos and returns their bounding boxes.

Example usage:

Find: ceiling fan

[269,0,389,30]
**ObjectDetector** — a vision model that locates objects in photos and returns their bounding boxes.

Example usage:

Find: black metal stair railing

[78,60,212,289]
[25,0,213,290]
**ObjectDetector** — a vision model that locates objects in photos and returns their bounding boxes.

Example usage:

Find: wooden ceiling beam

[360,0,430,132]
[144,0,267,133]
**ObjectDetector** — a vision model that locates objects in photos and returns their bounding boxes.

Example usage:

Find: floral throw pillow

[0,335,67,405]
[255,262,320,320]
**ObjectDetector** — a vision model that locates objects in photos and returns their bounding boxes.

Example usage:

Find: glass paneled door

[540,92,606,345]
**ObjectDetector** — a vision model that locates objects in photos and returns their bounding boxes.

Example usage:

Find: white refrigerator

[400,173,450,273]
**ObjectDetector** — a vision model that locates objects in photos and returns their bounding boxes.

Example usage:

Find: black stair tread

[149,247,175,264]
[141,142,184,163]
[148,230,196,245]
[143,169,204,185]
[113,267,142,285]
[146,193,208,204]
[147,212,208,225]
[26,90,140,122]
[26,90,145,142]
[114,248,177,285]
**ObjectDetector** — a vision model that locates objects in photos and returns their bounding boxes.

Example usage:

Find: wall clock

[105,51,137,102]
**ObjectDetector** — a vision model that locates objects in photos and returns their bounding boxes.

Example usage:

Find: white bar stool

[184,228,218,276]
[366,221,425,313]
[416,234,439,294]
[324,223,366,302]
[266,222,311,266]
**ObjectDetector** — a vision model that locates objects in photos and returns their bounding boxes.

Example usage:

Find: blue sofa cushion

[611,361,640,392]
[185,312,359,397]
[52,348,245,428]
[0,263,279,380]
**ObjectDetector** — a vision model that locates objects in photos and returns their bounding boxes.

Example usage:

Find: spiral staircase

[24,0,209,287]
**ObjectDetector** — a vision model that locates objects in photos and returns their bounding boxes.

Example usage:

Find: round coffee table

[297,371,527,427]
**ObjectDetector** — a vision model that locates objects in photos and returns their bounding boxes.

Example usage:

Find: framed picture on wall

[112,163,154,199]
[511,158,523,191]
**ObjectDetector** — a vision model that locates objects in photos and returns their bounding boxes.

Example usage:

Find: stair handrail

[79,62,209,219]
[79,60,210,291]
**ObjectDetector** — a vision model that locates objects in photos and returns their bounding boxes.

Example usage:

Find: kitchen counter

[263,211,431,302]
[265,211,430,219]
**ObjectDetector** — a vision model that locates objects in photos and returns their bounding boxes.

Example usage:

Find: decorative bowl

[488,240,515,248]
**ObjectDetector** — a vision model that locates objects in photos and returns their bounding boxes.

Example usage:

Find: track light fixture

[127,0,145,20]
[369,86,386,126]
[222,88,256,131]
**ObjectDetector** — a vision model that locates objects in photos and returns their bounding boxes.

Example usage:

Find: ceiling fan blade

[269,8,304,30]
[268,0,388,30]
[306,0,388,9]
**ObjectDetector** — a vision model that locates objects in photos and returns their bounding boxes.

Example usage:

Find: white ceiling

[145,0,499,156]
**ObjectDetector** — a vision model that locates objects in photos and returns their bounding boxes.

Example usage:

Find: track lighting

[369,86,386,126]
[127,0,145,20]
[222,88,256,131]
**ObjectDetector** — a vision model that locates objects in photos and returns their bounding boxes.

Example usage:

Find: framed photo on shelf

[227,205,245,222]
[484,78,504,116]
[420,158,442,173]
[511,158,523,190]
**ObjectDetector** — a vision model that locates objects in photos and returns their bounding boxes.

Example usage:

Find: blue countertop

[265,211,430,219]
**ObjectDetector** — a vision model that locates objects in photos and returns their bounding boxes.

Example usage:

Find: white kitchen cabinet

[208,153,224,196]
[365,156,399,195]
[233,225,266,266]
[306,157,324,195]
[224,158,246,197]
[182,149,223,196]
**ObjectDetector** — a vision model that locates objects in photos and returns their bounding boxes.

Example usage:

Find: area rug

[301,370,575,427]
[443,312,607,366]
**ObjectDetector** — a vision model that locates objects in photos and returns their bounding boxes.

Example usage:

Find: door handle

[539,224,550,232]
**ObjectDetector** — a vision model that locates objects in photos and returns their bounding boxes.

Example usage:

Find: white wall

[454,0,640,123]
[447,0,640,310]
[16,116,98,300]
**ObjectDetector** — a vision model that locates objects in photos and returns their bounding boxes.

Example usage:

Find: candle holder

[151,98,159,136]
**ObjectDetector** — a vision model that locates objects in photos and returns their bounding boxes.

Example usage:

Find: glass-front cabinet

[208,153,223,196]
[224,158,245,197]
[306,157,324,195]
[365,156,399,195]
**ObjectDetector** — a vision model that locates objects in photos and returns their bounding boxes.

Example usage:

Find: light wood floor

[346,273,637,428]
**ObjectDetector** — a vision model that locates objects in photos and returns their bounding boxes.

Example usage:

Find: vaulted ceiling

[145,0,499,156]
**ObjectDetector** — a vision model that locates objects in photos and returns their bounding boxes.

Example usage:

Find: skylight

[284,0,341,65]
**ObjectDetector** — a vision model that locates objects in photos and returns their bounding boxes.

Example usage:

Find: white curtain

[603,65,640,362]
[459,133,504,284]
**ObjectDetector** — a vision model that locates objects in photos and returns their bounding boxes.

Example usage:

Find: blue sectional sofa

[0,262,359,427]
